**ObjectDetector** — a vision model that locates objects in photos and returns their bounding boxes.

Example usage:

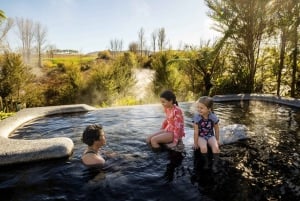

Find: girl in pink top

[146,90,185,150]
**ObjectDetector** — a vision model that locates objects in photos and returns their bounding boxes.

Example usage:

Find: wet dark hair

[197,96,214,110]
[160,90,178,106]
[81,124,104,146]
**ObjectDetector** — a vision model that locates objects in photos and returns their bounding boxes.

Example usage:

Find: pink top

[161,105,185,144]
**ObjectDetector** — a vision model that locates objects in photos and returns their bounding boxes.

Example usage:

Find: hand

[146,136,151,144]
[193,144,199,150]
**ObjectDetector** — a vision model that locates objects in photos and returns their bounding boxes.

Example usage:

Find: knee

[150,137,157,145]
[211,146,220,153]
[150,137,161,148]
[199,146,207,153]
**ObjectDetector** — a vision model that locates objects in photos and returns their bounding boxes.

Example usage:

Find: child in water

[193,96,220,171]
[146,90,185,150]
[81,124,106,166]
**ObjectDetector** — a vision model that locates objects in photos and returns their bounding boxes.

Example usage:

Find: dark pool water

[1,101,300,201]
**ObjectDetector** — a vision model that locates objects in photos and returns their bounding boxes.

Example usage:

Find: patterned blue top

[193,112,219,137]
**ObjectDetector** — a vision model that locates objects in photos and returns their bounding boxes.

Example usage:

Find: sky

[1,0,220,54]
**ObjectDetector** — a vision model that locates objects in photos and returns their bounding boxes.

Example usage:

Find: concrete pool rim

[0,104,96,166]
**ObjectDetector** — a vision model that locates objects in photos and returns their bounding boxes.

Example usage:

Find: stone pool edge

[213,93,300,108]
[0,104,96,166]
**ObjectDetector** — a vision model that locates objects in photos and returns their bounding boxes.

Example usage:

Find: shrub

[42,60,55,68]
[0,111,15,120]
[97,50,112,60]
[113,96,139,106]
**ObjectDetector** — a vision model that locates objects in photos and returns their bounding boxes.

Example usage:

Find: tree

[168,39,227,96]
[46,44,56,59]
[0,10,5,20]
[167,30,230,96]
[267,0,288,95]
[112,53,136,96]
[151,30,157,53]
[0,18,13,44]
[151,51,174,94]
[16,17,35,64]
[267,0,297,96]
[0,52,33,111]
[97,50,112,60]
[138,27,146,56]
[34,22,47,67]
[0,10,13,51]
[289,0,300,97]
[267,0,300,97]
[205,0,269,93]
[83,54,136,105]
[158,27,166,51]
[128,42,138,54]
[192,42,226,95]
[109,38,123,57]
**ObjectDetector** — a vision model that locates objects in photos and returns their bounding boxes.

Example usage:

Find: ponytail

[160,90,178,106]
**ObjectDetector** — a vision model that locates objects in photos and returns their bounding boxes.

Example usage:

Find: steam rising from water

[132,68,155,100]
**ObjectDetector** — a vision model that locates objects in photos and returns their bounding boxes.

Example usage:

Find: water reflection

[163,150,185,183]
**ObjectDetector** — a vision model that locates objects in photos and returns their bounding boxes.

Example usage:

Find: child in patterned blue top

[193,96,220,171]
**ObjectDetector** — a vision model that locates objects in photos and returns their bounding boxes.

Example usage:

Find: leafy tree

[128,42,138,54]
[267,0,299,96]
[255,47,279,93]
[205,0,269,93]
[289,0,300,97]
[62,65,83,103]
[0,10,5,20]
[167,36,228,96]
[0,52,33,111]
[0,10,13,51]
[43,64,83,105]
[83,63,117,105]
[112,52,136,97]
[151,51,174,94]
[192,38,229,96]
[97,50,112,60]
[83,53,136,106]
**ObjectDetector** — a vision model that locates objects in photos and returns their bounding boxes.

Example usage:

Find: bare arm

[193,123,199,149]
[171,109,184,144]
[161,119,168,129]
[214,123,220,144]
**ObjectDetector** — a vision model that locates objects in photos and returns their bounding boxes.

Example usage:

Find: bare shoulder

[82,153,105,166]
